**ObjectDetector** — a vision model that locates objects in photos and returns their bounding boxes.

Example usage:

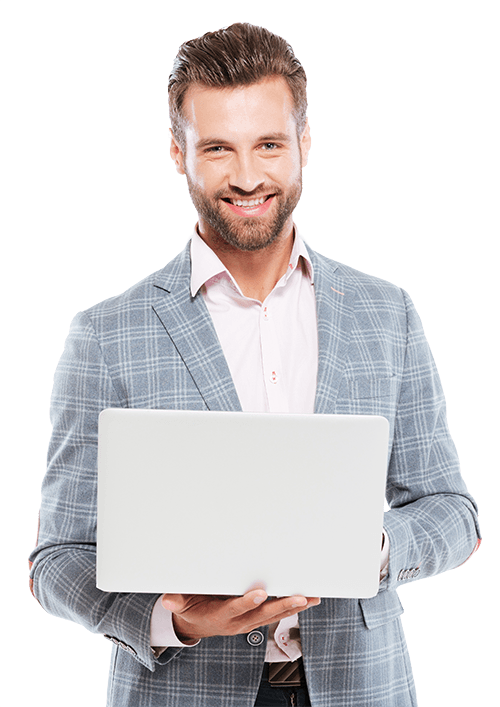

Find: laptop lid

[97,409,389,598]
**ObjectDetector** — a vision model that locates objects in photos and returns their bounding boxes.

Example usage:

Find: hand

[161,590,321,643]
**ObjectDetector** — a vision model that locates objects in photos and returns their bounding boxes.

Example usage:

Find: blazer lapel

[309,249,356,414]
[151,245,242,412]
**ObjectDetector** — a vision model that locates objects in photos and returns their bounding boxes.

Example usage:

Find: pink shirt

[150,228,388,661]
[190,229,319,415]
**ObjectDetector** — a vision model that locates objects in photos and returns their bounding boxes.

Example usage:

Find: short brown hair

[168,23,307,149]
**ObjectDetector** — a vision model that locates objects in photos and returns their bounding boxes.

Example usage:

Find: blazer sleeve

[382,290,481,591]
[28,311,181,672]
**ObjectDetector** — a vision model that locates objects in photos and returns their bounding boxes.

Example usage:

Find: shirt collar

[190,227,314,297]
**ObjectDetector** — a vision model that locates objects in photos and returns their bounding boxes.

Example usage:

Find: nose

[228,152,265,194]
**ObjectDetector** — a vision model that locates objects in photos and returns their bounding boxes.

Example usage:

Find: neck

[197,222,295,302]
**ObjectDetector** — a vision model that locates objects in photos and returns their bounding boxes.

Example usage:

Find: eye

[261,142,278,151]
[206,146,223,153]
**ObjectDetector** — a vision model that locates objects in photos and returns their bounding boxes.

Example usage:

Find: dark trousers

[253,664,312,706]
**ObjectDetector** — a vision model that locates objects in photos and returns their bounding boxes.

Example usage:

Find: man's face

[170,77,311,252]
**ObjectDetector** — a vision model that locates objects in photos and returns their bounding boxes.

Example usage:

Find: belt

[266,658,306,688]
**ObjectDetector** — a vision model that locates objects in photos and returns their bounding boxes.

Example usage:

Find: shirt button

[247,630,265,646]
[270,371,278,384]
[263,307,270,320]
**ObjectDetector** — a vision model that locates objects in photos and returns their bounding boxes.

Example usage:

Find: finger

[228,593,316,626]
[161,593,189,612]
[259,596,320,621]
[241,597,322,632]
[254,596,321,625]
[223,589,269,618]
[244,592,320,615]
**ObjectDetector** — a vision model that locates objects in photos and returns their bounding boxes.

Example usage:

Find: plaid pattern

[29,241,480,706]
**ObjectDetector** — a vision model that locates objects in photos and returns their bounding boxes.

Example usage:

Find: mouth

[221,194,275,218]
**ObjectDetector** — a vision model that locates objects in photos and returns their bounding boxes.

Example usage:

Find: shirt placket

[259,296,289,413]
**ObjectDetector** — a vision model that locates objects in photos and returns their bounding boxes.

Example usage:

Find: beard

[185,174,302,252]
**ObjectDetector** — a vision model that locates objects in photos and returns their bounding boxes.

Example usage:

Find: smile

[222,194,274,217]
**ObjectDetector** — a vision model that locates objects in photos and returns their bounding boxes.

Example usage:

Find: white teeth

[230,196,267,207]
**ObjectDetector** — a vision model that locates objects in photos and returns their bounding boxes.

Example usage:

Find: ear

[300,120,311,167]
[170,129,186,175]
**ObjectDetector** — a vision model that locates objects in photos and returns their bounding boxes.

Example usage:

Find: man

[29,22,480,707]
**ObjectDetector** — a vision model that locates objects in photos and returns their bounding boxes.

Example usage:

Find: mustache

[214,186,283,200]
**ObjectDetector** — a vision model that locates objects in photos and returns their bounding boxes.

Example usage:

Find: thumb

[161,593,186,613]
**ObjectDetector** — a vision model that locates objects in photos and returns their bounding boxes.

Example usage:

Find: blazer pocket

[339,374,397,399]
[359,590,404,630]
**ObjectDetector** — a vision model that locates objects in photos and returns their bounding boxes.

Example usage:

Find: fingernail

[253,595,265,605]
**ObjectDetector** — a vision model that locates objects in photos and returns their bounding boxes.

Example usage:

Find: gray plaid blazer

[30,241,480,706]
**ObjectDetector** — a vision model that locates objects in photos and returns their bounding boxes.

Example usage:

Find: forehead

[181,77,296,143]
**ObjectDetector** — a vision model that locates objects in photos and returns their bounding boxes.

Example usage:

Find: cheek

[276,154,302,186]
[185,159,222,192]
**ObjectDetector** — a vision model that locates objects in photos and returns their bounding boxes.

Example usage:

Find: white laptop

[97,409,389,598]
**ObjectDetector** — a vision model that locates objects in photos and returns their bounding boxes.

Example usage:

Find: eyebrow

[195,133,293,150]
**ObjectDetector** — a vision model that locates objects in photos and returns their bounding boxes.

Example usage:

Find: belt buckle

[268,659,304,688]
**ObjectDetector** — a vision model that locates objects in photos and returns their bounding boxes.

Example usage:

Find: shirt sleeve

[380,529,390,580]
